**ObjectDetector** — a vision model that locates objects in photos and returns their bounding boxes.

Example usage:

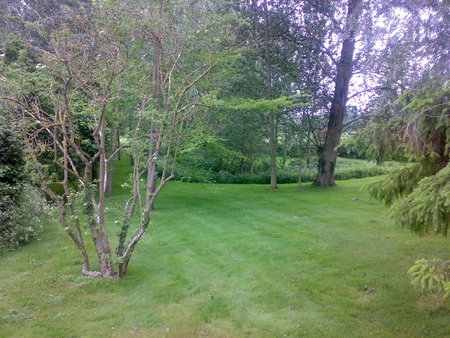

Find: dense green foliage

[0,184,46,251]
[0,131,46,251]
[0,131,26,200]
[172,157,397,184]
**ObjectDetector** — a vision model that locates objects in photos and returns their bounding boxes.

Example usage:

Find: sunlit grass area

[0,159,448,337]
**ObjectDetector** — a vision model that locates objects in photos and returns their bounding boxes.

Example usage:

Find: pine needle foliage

[354,78,449,236]
[367,162,437,207]
[407,258,450,300]
[360,78,449,302]
[390,164,449,237]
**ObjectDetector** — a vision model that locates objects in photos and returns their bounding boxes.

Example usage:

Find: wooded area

[0,0,448,334]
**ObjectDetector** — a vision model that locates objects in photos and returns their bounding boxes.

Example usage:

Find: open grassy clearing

[0,160,448,337]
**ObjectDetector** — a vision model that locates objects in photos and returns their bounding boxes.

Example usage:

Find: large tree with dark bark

[314,0,363,186]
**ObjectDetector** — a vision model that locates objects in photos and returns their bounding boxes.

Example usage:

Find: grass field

[0,159,449,337]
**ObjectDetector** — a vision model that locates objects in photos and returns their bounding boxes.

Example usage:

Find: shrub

[174,166,215,183]
[170,165,391,184]
[334,166,386,180]
[0,131,26,201]
[0,184,47,251]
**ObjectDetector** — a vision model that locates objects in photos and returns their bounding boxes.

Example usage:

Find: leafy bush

[334,166,386,180]
[0,131,26,201]
[174,166,216,183]
[0,184,47,251]
[0,130,47,251]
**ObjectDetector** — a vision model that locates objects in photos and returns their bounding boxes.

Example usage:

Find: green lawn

[0,161,449,337]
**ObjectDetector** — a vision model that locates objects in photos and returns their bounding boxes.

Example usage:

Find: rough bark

[314,0,362,187]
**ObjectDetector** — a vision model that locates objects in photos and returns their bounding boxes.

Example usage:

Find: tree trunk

[249,150,254,175]
[297,150,303,192]
[314,0,362,187]
[106,128,118,197]
[281,131,289,170]
[146,157,157,211]
[117,129,121,161]
[145,36,164,212]
[219,156,224,172]
[263,0,277,189]
[97,115,115,277]
[306,131,312,170]
[269,112,278,189]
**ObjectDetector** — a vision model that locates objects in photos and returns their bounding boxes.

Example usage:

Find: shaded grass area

[0,159,448,337]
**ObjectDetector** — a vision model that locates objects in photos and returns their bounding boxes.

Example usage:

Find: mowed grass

[0,159,449,337]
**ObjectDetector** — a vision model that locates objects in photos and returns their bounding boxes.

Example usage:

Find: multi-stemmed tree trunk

[314,0,362,186]
[1,0,233,279]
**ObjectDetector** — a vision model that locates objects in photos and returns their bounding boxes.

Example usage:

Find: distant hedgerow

[172,165,390,184]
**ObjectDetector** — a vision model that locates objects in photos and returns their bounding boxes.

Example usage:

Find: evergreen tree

[363,79,449,237]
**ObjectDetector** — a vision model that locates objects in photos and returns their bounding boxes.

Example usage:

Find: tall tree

[261,0,278,189]
[227,0,303,188]
[314,0,363,186]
